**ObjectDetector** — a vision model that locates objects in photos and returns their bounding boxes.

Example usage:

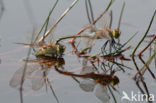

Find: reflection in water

[10,56,65,103]
[54,53,120,103]
[10,53,121,103]
[79,65,111,103]
[7,0,156,103]
[10,56,65,89]
[0,0,4,22]
[0,0,4,63]
[131,11,156,103]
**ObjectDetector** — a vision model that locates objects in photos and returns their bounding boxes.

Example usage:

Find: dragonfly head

[111,76,119,86]
[57,44,66,56]
[112,29,121,39]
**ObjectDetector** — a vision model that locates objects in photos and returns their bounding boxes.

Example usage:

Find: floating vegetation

[8,0,156,103]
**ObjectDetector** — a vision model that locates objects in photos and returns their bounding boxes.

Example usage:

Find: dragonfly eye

[112,29,120,39]
[111,76,119,86]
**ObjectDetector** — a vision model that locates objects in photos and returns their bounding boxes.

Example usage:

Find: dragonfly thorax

[34,43,66,57]
[95,28,113,40]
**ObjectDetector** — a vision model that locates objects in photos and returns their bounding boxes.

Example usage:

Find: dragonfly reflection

[10,56,65,90]
[10,56,65,103]
[54,62,119,103]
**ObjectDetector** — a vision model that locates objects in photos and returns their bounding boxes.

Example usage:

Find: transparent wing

[95,11,111,29]
[81,11,112,48]
[81,25,97,48]
[94,84,110,103]
[80,65,95,74]
[79,79,96,92]
[79,65,96,92]
[31,67,49,91]
[9,63,39,88]
[81,33,96,48]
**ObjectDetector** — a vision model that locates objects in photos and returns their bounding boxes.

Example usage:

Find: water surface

[0,0,156,103]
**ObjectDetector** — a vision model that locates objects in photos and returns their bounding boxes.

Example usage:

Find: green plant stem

[132,10,156,79]
[56,35,92,44]
[39,0,79,43]
[132,10,156,56]
[34,0,59,43]
[92,0,114,25]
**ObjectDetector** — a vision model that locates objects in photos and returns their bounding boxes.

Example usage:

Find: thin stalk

[141,82,151,103]
[138,35,156,79]
[154,39,156,68]
[71,76,80,83]
[88,0,94,22]
[109,10,113,28]
[149,38,152,57]
[56,35,92,44]
[132,10,156,56]
[117,31,138,50]
[39,0,79,43]
[0,0,4,22]
[108,86,117,103]
[117,2,125,31]
[132,10,156,79]
[136,81,145,95]
[139,56,155,79]
[85,0,91,23]
[19,29,35,103]
[134,50,156,79]
[92,0,114,25]
[138,35,156,56]
[47,78,59,103]
[70,0,114,42]
[117,2,125,43]
[141,50,156,76]
[34,0,59,43]
[111,61,133,70]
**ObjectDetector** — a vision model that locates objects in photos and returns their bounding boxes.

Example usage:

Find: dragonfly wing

[25,63,41,76]
[9,63,39,88]
[94,84,110,103]
[96,11,111,29]
[79,65,96,92]
[9,67,25,88]
[80,65,95,74]
[31,68,48,91]
[79,79,96,92]
[80,24,98,48]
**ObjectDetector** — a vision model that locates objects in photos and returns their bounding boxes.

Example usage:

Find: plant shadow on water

[8,0,156,103]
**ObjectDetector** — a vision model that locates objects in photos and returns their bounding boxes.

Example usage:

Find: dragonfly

[9,56,65,103]
[17,25,66,58]
[78,62,118,103]
[10,56,65,90]
[33,43,66,57]
[54,63,119,103]
[54,65,119,86]
[80,2,125,54]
